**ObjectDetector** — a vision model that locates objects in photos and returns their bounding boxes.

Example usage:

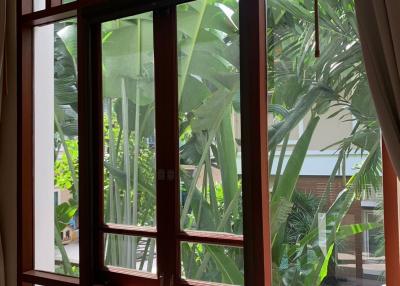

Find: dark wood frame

[18,0,271,285]
[240,0,271,284]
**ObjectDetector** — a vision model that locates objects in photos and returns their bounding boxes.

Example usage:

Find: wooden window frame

[17,0,400,285]
[382,142,400,286]
[18,0,270,285]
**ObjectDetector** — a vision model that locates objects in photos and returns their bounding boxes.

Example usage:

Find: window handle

[159,273,165,286]
[159,273,174,286]
[94,281,109,286]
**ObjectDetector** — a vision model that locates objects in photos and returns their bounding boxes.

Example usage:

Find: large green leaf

[336,223,381,240]
[207,245,244,285]
[180,74,212,113]
[271,116,320,264]
[57,25,77,61]
[191,90,234,133]
[217,109,239,212]
[269,85,332,150]
[271,117,320,205]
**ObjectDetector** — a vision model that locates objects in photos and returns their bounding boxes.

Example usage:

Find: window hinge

[167,169,175,181]
[157,169,166,181]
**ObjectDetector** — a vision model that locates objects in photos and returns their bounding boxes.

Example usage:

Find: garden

[51,0,385,285]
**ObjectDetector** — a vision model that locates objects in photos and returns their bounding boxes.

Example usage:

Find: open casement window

[265,0,400,285]
[18,0,270,285]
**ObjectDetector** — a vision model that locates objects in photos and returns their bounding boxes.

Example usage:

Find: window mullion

[239,0,271,285]
[77,13,102,286]
[18,22,34,286]
[153,6,180,286]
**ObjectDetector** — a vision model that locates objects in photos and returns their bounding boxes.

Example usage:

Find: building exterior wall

[296,176,383,280]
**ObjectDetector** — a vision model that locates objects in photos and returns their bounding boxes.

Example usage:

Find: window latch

[158,169,175,181]
[159,273,165,286]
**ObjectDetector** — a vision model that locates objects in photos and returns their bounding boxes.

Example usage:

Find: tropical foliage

[52,0,384,284]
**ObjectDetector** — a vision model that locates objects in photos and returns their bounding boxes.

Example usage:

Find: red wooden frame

[382,141,400,286]
[239,0,271,284]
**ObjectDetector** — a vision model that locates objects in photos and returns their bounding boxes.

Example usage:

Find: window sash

[18,0,400,286]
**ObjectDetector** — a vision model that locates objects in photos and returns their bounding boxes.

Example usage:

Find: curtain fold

[0,0,5,284]
[0,234,4,286]
[0,0,5,118]
[355,0,400,176]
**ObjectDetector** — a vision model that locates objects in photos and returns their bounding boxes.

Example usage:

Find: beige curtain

[0,0,5,284]
[355,0,400,176]
[0,0,5,117]
[0,235,4,286]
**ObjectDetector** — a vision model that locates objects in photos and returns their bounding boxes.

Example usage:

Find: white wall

[34,24,55,273]
[33,0,46,12]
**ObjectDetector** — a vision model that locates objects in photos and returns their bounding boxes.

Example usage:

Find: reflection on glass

[34,19,79,277]
[177,0,244,283]
[104,234,157,273]
[33,0,45,12]
[102,13,156,228]
[267,0,386,285]
[181,242,244,285]
[177,0,242,235]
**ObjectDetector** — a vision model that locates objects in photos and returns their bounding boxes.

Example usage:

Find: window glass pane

[33,0,45,11]
[34,19,79,277]
[181,242,244,285]
[267,0,386,284]
[104,234,157,273]
[177,0,242,235]
[101,13,156,227]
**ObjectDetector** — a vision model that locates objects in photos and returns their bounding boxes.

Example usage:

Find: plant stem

[194,189,241,279]
[139,238,151,271]
[121,78,132,267]
[272,135,290,193]
[180,92,234,228]
[205,150,218,222]
[55,225,73,275]
[131,16,143,268]
[54,116,78,195]
[178,0,208,103]
[268,145,276,180]
[146,239,156,273]
[106,98,118,265]
[217,108,238,214]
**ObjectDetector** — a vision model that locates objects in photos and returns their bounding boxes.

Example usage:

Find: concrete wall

[0,0,18,285]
